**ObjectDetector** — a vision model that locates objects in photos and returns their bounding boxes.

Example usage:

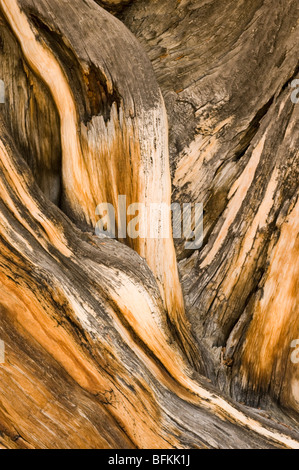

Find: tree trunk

[0,0,298,449]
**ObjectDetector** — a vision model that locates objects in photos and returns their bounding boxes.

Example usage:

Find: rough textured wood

[0,0,298,449]
[6,0,199,368]
[121,0,299,413]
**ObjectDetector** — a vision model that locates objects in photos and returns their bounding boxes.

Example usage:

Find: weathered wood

[121,0,299,413]
[1,113,299,448]
[0,0,200,371]
[0,0,298,449]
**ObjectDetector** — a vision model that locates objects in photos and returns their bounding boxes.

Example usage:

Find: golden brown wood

[0,0,298,449]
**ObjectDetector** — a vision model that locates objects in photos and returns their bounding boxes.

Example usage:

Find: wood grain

[0,0,298,448]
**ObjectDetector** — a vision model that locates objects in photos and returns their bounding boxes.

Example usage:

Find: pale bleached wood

[121,0,299,414]
[0,0,298,449]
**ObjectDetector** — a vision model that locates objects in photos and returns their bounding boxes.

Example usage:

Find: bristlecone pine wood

[0,0,298,449]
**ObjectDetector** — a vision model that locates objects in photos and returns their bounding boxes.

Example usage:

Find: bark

[0,0,298,449]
